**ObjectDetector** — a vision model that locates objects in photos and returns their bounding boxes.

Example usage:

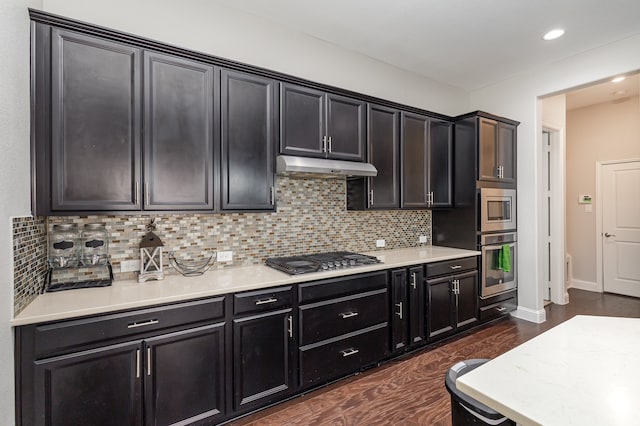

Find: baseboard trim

[569,279,600,293]
[510,306,546,323]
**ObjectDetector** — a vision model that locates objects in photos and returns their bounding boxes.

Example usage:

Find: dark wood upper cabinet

[221,70,277,210]
[280,83,365,161]
[479,117,516,185]
[50,28,141,212]
[401,112,429,208]
[401,113,453,209]
[144,324,226,426]
[143,52,215,210]
[280,83,325,158]
[325,93,366,161]
[497,122,517,184]
[367,104,400,209]
[428,120,453,208]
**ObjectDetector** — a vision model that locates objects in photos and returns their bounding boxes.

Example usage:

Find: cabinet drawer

[426,257,477,278]
[33,297,224,358]
[234,286,292,315]
[479,297,516,322]
[298,271,387,304]
[299,323,388,387]
[299,289,388,346]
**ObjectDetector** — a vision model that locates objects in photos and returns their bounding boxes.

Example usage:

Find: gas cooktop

[265,251,382,275]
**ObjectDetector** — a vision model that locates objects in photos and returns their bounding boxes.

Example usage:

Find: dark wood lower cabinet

[19,266,483,425]
[427,268,479,341]
[33,341,142,426]
[390,266,426,353]
[144,324,226,426]
[232,308,294,411]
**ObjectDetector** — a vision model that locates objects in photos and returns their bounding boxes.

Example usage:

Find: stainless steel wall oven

[479,232,517,298]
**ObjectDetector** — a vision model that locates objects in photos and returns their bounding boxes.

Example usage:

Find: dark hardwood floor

[230,289,640,425]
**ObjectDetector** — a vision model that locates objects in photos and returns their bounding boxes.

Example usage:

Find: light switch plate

[376,239,386,248]
[120,260,139,273]
[419,235,428,244]
[217,251,233,262]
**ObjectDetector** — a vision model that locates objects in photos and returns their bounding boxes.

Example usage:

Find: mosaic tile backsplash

[13,176,431,314]
[13,216,47,314]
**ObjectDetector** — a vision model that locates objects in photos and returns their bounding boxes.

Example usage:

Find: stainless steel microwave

[480,188,517,233]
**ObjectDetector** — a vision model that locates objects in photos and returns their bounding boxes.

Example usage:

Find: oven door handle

[483,243,516,251]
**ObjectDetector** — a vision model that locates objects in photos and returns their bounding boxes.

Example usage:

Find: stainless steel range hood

[276,155,377,178]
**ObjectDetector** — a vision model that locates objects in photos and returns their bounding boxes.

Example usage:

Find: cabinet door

[408,266,425,345]
[426,277,455,340]
[233,308,294,411]
[221,70,277,210]
[143,52,215,210]
[478,118,499,182]
[50,29,141,211]
[326,93,366,161]
[455,271,479,329]
[498,122,517,184]
[280,83,325,157]
[367,104,400,209]
[33,341,142,426]
[144,323,226,426]
[428,120,453,208]
[401,112,429,208]
[390,269,408,352]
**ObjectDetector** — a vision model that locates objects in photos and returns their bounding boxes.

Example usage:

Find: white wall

[42,0,469,116]
[1,0,42,423]
[566,96,640,290]
[541,94,567,304]
[470,34,640,322]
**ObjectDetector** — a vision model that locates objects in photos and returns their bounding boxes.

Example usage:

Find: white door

[602,161,640,297]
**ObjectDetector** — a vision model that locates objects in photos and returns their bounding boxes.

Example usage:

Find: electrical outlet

[217,251,233,262]
[419,235,428,244]
[120,260,139,273]
[376,239,386,248]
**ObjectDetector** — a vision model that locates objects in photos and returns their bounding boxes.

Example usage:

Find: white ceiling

[217,0,640,91]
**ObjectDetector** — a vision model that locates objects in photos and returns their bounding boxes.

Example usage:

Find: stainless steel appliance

[480,188,517,233]
[479,232,517,298]
[265,251,381,275]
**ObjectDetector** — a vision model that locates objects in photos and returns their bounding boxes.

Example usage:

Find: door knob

[604,232,616,238]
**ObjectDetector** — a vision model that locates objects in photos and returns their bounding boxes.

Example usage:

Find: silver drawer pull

[449,265,462,270]
[340,312,359,319]
[340,348,359,357]
[255,297,277,305]
[496,307,507,312]
[128,319,159,329]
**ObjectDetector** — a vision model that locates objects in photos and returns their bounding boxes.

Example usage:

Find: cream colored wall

[566,96,640,286]
[41,0,469,115]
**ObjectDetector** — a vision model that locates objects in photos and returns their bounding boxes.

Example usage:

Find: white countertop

[12,245,479,326]
[456,315,640,426]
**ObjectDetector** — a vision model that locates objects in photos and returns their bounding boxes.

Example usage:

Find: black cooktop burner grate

[265,251,381,275]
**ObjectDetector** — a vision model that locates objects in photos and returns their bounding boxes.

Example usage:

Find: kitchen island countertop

[13,245,479,326]
[456,315,640,426]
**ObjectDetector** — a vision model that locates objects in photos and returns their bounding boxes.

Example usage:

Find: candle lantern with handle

[138,218,164,283]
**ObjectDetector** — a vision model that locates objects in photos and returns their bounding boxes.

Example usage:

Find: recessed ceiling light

[542,29,565,41]
[611,76,626,83]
